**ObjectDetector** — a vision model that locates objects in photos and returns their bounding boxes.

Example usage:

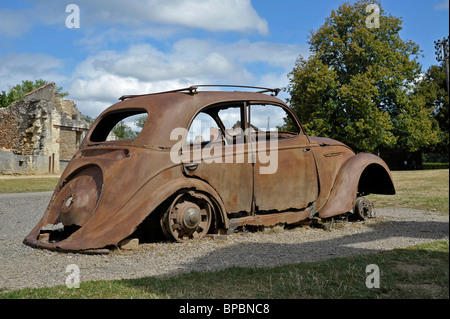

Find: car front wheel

[353,197,374,220]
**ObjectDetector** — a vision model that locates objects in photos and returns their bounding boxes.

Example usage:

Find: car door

[249,103,319,212]
[181,102,254,214]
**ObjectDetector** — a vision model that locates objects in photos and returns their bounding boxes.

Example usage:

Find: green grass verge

[1,170,448,214]
[1,240,448,299]
[422,163,449,170]
[0,170,447,299]
[0,177,59,193]
[368,169,449,214]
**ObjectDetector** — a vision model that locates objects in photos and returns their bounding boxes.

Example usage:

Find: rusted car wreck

[24,85,395,253]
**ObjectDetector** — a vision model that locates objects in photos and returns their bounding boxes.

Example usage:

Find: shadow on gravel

[169,219,449,271]
[118,219,449,299]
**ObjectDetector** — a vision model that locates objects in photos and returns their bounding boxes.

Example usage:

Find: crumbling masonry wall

[0,82,89,175]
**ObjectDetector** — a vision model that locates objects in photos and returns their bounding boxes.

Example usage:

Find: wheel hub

[161,193,213,242]
[353,197,374,220]
[182,207,201,229]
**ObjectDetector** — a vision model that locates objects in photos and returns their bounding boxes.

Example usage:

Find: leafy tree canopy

[286,0,440,154]
[413,63,449,161]
[112,121,138,140]
[0,79,68,108]
[112,115,147,140]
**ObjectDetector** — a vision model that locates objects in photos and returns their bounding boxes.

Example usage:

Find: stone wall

[0,82,90,175]
[59,129,77,160]
[0,108,21,152]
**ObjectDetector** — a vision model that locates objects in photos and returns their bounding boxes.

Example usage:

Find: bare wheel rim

[353,197,373,220]
[162,193,212,242]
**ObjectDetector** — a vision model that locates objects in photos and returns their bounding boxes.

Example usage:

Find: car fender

[63,177,228,251]
[25,176,228,252]
[318,153,395,218]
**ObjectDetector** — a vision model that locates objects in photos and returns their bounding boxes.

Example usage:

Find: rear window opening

[89,109,148,142]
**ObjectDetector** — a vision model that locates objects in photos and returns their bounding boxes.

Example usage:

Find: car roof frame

[118,85,281,101]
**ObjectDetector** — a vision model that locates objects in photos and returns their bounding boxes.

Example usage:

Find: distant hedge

[422,163,449,170]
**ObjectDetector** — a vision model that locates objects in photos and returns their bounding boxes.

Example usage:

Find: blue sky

[0,0,448,118]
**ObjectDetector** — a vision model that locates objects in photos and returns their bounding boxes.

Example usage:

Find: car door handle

[303,148,311,152]
[185,163,199,171]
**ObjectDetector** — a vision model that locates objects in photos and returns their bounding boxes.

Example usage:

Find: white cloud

[68,38,306,117]
[0,2,303,117]
[222,40,309,70]
[147,0,269,35]
[0,0,268,44]
[0,53,65,91]
[434,0,449,10]
[14,0,268,36]
[70,76,191,116]
[0,3,66,37]
[0,9,32,37]
[74,26,181,52]
[108,44,240,81]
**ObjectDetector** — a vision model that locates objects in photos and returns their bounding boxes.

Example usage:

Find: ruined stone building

[0,82,90,175]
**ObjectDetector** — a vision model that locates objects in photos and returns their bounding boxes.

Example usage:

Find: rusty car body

[24,85,395,253]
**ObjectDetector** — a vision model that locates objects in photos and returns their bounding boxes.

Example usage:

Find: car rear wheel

[161,192,212,242]
[353,197,374,220]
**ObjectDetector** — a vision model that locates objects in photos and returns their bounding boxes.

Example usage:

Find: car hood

[308,136,350,148]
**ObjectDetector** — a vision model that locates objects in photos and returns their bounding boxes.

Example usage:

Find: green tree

[134,114,148,129]
[0,79,69,108]
[414,63,449,161]
[286,0,439,154]
[0,89,15,109]
[112,121,137,140]
[83,115,95,124]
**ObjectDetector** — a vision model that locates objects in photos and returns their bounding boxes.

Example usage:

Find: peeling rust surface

[23,86,395,253]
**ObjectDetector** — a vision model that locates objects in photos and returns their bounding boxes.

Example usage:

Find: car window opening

[249,104,300,141]
[90,110,148,142]
[186,104,246,149]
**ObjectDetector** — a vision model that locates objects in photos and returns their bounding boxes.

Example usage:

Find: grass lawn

[0,169,448,299]
[0,176,59,193]
[368,169,449,214]
[1,240,448,299]
[1,169,447,213]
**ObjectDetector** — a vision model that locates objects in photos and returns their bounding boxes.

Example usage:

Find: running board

[227,206,314,233]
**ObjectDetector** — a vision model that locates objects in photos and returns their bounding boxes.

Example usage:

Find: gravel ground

[0,191,448,292]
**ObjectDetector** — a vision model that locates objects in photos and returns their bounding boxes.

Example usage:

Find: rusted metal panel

[182,143,254,214]
[308,137,355,211]
[253,134,318,212]
[23,86,396,253]
[229,206,313,230]
[318,153,395,218]
[82,92,285,150]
